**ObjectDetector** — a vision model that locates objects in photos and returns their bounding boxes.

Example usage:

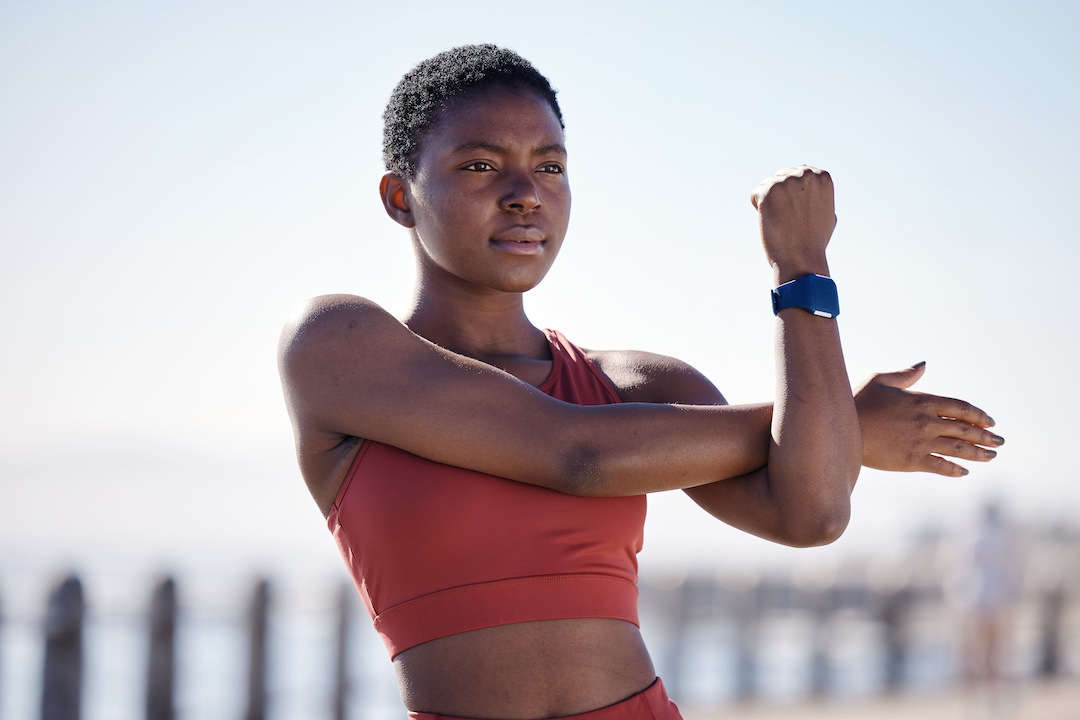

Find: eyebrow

[451,141,567,156]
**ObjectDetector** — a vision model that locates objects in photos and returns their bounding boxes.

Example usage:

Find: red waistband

[376,573,639,659]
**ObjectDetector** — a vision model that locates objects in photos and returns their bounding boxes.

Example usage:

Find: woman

[278,45,1002,719]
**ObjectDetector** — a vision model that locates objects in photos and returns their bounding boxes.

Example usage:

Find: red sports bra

[327,329,646,659]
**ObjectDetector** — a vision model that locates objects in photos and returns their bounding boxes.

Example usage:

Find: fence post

[146,576,177,720]
[1038,583,1065,678]
[245,578,271,720]
[808,587,832,698]
[879,585,911,693]
[41,573,84,720]
[332,582,351,720]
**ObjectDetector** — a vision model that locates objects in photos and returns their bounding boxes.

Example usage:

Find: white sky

[2,0,1078,589]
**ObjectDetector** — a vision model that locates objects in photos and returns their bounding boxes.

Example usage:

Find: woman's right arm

[278,293,776,497]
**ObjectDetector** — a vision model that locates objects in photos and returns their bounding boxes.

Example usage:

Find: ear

[380,173,415,229]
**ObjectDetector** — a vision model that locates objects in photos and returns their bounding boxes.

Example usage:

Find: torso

[396,619,655,717]
[298,340,678,718]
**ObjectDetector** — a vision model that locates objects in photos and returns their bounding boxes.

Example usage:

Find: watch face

[811,274,839,317]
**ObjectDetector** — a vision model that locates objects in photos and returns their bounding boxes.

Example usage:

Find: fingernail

[961,467,970,476]
[912,361,926,369]
[988,416,996,427]
[992,435,1005,446]
[985,450,997,459]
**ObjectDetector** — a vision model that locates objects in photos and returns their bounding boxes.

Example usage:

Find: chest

[336,441,646,604]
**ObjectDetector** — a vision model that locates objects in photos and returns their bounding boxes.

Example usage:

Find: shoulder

[278,294,402,371]
[277,294,420,416]
[280,294,396,347]
[586,347,727,406]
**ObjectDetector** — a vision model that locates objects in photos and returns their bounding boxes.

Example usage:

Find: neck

[404,280,547,361]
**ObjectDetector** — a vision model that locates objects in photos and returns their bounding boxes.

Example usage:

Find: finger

[874,362,926,389]
[933,418,1005,448]
[930,437,999,462]
[929,395,995,428]
[920,454,970,477]
[750,178,771,209]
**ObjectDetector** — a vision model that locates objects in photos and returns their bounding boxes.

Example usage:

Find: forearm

[562,401,773,496]
[680,304,860,546]
[766,304,861,543]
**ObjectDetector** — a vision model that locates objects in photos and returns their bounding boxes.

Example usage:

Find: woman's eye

[464,161,493,172]
[539,163,564,174]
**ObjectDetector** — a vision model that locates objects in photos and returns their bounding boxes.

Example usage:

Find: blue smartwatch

[771,274,839,318]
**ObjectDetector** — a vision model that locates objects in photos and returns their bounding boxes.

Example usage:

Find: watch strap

[771,274,839,318]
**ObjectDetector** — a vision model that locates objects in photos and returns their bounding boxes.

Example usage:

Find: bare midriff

[394,617,656,718]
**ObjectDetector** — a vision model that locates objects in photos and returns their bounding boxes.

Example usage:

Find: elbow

[782,500,851,548]
[775,468,858,548]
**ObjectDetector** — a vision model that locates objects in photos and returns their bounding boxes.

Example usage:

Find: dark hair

[382,44,564,178]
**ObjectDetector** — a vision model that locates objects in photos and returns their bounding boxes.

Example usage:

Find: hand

[750,165,837,280]
[855,362,1003,477]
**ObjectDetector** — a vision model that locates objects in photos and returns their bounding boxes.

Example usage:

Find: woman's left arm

[603,353,1001,546]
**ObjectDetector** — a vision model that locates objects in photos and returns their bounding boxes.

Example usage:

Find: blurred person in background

[278,44,1004,719]
[967,500,1023,717]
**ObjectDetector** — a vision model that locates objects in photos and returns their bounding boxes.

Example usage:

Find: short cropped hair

[382,44,564,178]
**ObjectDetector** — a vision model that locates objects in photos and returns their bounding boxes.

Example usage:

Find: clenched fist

[751,166,837,282]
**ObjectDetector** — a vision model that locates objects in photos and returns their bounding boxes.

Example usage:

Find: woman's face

[402,85,571,295]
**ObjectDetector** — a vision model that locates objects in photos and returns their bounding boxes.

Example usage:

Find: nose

[499,172,541,214]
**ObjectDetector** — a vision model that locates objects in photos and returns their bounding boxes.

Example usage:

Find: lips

[491,226,545,243]
[489,226,546,255]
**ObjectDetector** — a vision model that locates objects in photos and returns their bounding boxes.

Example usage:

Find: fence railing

[32,572,354,720]
[22,570,1077,719]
